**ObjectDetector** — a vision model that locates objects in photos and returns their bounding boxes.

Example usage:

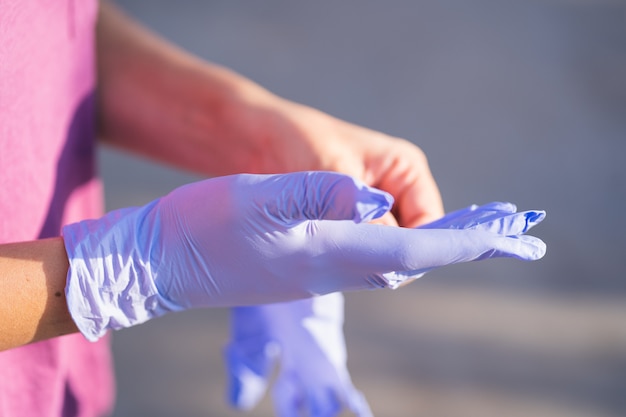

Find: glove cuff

[62,203,179,341]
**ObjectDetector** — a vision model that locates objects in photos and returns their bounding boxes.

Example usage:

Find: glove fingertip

[520,235,547,260]
[224,343,273,410]
[226,366,269,410]
[354,189,394,223]
[525,210,546,226]
[309,390,342,417]
[346,389,375,417]
[514,210,546,234]
[272,376,301,417]
[289,172,393,223]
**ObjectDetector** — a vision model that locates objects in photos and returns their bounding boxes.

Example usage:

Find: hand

[218,93,444,417]
[222,95,444,227]
[96,2,442,228]
[222,201,545,417]
[226,294,372,417]
[62,172,545,341]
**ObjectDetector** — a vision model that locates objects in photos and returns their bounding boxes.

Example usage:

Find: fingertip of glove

[328,172,393,222]
[355,186,394,223]
[518,235,547,260]
[290,171,393,222]
[346,389,375,417]
[532,237,547,260]
[226,366,268,411]
[526,210,546,224]
[519,210,546,233]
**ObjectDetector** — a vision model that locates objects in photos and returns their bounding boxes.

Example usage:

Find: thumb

[258,171,394,223]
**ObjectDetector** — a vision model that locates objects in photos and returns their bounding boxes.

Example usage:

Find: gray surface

[100,1,626,416]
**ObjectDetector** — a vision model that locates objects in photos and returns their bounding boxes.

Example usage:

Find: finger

[344,388,374,417]
[272,375,303,417]
[256,172,394,223]
[381,233,547,287]
[421,208,546,236]
[387,149,444,227]
[420,202,517,230]
[476,201,518,213]
[308,388,342,417]
[307,223,547,293]
[391,170,444,227]
[469,210,546,235]
[397,203,521,286]
[370,211,399,227]
[225,306,280,409]
[224,344,272,410]
[367,141,444,227]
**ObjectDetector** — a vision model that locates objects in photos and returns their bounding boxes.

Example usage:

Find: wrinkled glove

[226,293,372,417]
[224,201,545,417]
[62,172,546,341]
[419,201,544,232]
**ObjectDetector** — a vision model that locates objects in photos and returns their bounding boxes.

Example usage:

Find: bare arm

[97,1,443,226]
[96,1,282,176]
[0,2,437,352]
[0,239,78,351]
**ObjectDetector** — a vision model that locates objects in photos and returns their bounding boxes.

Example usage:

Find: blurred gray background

[101,1,626,416]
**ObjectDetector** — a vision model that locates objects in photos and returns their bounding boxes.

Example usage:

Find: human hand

[223,94,444,227]
[222,201,545,417]
[95,6,442,226]
[218,89,443,417]
[62,172,545,341]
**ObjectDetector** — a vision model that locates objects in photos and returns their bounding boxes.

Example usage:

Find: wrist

[62,204,175,341]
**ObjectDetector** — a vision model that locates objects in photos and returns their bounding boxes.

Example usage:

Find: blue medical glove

[224,202,545,417]
[62,172,546,341]
[226,294,372,417]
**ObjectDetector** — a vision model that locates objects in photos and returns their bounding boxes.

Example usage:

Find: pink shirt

[0,0,115,415]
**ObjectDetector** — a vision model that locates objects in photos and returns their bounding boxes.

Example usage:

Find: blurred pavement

[101,1,626,416]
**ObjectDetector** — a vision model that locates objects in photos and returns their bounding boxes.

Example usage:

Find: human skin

[95,2,443,227]
[0,238,77,351]
[0,1,442,351]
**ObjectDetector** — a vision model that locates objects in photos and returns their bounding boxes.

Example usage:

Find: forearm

[0,238,78,351]
[96,2,443,226]
[97,1,280,175]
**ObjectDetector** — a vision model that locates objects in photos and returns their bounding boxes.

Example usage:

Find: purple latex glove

[419,201,543,233]
[396,201,546,281]
[224,202,545,417]
[226,293,372,417]
[62,172,546,341]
